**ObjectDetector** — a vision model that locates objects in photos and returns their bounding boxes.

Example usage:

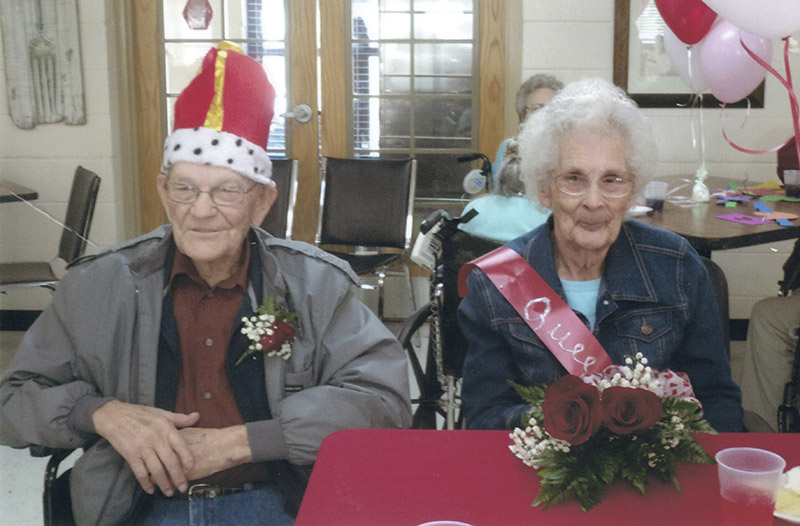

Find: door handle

[281,104,313,123]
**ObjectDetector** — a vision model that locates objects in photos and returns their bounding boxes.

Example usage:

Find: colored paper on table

[716,213,770,225]
[760,194,800,202]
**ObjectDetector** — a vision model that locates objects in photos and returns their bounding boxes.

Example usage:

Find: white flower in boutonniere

[236,295,298,365]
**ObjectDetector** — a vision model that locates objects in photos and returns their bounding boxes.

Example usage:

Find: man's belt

[167,482,269,501]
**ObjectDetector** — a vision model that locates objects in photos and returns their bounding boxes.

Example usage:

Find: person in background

[458,136,550,242]
[0,42,411,525]
[740,240,800,432]
[491,74,564,186]
[458,78,743,433]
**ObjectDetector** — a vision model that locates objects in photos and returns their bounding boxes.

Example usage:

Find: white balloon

[663,26,707,93]
[702,0,800,40]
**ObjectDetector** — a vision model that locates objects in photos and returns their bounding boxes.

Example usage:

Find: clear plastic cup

[784,169,800,198]
[644,181,668,213]
[716,447,786,525]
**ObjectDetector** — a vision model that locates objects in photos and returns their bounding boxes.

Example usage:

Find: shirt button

[204,392,212,400]
[205,338,213,347]
[602,300,609,306]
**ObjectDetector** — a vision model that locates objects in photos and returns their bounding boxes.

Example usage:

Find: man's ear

[252,183,278,226]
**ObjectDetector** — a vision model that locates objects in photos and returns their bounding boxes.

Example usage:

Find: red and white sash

[458,247,612,376]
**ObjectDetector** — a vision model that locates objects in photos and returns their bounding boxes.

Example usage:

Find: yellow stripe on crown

[204,41,244,131]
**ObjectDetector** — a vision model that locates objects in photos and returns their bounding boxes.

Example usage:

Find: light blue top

[491,138,510,188]
[458,194,550,243]
[560,277,602,330]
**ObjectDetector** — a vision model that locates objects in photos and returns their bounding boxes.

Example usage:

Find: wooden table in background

[633,177,800,258]
[0,180,38,203]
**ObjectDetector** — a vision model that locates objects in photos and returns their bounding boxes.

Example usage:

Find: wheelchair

[399,208,500,429]
[778,327,800,433]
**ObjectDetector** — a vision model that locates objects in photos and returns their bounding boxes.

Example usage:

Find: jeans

[138,486,294,526]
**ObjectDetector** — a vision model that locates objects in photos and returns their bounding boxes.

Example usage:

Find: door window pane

[351,0,477,198]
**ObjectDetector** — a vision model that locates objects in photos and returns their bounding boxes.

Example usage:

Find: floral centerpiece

[236,295,297,365]
[509,353,717,511]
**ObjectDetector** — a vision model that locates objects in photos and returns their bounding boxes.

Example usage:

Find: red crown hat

[161,41,276,185]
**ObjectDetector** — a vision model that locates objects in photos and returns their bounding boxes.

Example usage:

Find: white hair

[518,78,658,205]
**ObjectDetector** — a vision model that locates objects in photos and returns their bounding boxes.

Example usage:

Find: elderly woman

[492,74,564,185]
[458,78,743,433]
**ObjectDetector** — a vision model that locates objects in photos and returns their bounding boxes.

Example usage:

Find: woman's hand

[92,400,200,496]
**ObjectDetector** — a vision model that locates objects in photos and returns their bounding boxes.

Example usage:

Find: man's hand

[92,400,200,496]
[178,425,252,481]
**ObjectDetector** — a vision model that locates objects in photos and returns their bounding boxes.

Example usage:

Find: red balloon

[654,0,717,45]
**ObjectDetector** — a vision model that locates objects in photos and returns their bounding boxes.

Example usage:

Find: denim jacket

[458,219,743,433]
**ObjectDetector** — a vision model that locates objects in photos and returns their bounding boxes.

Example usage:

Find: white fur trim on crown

[160,127,274,185]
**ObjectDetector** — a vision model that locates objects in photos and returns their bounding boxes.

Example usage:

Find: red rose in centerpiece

[601,386,663,434]
[541,375,602,445]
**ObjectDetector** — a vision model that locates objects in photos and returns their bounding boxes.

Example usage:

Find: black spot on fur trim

[248,149,254,155]
[236,139,243,146]
[193,148,202,155]
[173,144,181,151]
[227,159,234,164]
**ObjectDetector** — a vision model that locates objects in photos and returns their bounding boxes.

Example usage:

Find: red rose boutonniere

[236,295,298,365]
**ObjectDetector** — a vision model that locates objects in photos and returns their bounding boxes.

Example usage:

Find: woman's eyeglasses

[554,173,634,198]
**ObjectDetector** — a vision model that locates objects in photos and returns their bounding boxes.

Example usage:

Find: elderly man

[0,42,411,525]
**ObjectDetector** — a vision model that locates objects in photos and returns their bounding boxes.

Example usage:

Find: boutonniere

[236,295,298,365]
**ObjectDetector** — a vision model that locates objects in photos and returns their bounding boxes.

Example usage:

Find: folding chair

[315,157,417,319]
[0,166,101,292]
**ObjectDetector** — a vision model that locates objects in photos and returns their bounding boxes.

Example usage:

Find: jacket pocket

[612,309,674,343]
[284,367,313,394]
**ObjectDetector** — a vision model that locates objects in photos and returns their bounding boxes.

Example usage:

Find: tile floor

[0,328,746,525]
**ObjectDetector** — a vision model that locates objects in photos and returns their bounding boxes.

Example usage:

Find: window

[350,0,479,197]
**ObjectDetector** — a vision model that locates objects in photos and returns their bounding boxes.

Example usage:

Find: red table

[295,429,800,526]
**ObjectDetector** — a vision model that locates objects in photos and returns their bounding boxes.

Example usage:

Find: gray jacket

[0,225,411,525]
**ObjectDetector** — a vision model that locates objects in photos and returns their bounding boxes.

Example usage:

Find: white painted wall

[515,0,800,318]
[0,0,125,311]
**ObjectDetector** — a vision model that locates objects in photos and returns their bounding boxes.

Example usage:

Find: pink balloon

[698,20,772,104]
[663,26,707,92]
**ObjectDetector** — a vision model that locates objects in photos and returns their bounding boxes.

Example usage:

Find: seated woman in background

[459,137,550,242]
[491,74,563,186]
[458,78,743,433]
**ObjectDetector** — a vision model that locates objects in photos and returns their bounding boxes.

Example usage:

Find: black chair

[315,157,417,319]
[260,158,298,239]
[34,446,75,526]
[778,328,800,433]
[701,257,730,357]
[0,166,101,292]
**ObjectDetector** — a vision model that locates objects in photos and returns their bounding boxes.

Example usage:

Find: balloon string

[721,37,800,162]
[4,190,97,249]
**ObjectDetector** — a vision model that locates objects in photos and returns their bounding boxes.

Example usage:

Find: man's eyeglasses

[164,181,256,206]
[554,173,634,199]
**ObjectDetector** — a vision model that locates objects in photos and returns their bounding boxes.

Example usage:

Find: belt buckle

[187,484,222,501]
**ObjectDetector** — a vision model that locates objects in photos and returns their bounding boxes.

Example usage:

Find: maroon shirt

[170,244,270,485]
